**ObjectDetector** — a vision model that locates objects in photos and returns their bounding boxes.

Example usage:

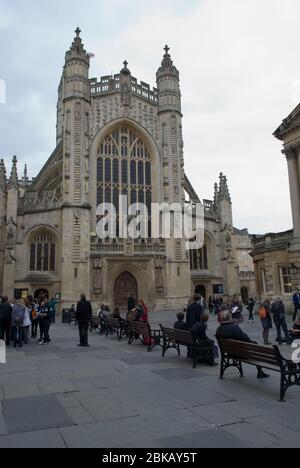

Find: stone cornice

[282,145,300,160]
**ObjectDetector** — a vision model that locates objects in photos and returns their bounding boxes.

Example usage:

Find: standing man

[271,298,291,346]
[76,294,92,348]
[186,294,204,329]
[0,297,12,346]
[247,296,256,323]
[293,289,300,322]
[38,296,53,345]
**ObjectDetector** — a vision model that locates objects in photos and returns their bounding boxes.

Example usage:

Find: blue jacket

[293,294,300,306]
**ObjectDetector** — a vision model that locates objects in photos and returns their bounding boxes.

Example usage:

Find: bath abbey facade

[0,29,255,311]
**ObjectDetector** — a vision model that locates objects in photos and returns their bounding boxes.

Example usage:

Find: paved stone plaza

[0,312,299,448]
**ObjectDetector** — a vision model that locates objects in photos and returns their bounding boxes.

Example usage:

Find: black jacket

[0,302,12,321]
[128,297,136,311]
[216,322,252,343]
[174,320,189,331]
[186,302,204,329]
[192,322,208,341]
[76,300,92,321]
[271,301,286,322]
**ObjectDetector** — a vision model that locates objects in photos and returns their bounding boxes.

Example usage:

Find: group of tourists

[2,288,299,354]
[75,293,150,347]
[258,294,300,346]
[0,295,57,348]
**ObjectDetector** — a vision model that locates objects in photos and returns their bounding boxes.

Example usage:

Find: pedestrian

[290,319,300,342]
[186,294,204,329]
[216,309,269,379]
[191,313,217,366]
[231,296,244,324]
[208,296,215,315]
[292,289,300,322]
[271,298,291,346]
[258,299,272,345]
[0,296,12,346]
[11,299,26,348]
[138,299,148,323]
[23,300,32,344]
[26,296,39,339]
[247,296,255,323]
[38,296,53,345]
[76,294,92,347]
[48,298,59,324]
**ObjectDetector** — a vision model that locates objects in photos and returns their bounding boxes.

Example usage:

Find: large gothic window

[29,232,56,272]
[97,126,152,237]
[190,245,208,271]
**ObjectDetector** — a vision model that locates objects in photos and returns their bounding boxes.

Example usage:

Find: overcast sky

[0,0,299,234]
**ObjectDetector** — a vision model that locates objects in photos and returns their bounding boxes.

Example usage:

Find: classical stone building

[252,103,300,306]
[0,29,255,311]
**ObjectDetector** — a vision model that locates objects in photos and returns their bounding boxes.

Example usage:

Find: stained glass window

[29,233,56,272]
[97,126,152,239]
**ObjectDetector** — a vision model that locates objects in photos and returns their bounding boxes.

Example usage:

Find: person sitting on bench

[174,312,189,331]
[290,319,300,342]
[216,308,269,379]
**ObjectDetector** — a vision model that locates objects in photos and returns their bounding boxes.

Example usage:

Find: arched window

[29,232,56,272]
[97,126,152,238]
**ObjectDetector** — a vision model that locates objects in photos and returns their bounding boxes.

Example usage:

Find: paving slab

[151,367,211,381]
[74,389,140,422]
[2,395,75,434]
[0,428,66,448]
[223,422,278,448]
[59,421,136,448]
[155,429,247,448]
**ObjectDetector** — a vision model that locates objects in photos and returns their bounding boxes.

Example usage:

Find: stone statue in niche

[93,260,103,293]
[155,258,164,294]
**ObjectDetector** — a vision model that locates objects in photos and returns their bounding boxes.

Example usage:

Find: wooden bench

[128,321,162,352]
[160,325,215,369]
[105,317,128,342]
[90,316,101,333]
[217,338,300,402]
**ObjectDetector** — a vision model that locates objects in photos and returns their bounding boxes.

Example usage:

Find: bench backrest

[160,325,194,345]
[217,339,280,367]
[107,317,122,328]
[128,321,150,338]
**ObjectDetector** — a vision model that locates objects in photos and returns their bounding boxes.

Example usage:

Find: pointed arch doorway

[114,272,138,312]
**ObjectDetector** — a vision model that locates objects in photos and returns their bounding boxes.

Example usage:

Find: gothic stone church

[0,29,255,311]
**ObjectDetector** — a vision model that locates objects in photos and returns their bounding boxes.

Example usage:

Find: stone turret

[0,159,6,291]
[0,159,6,191]
[120,60,132,108]
[64,27,91,103]
[215,173,233,228]
[156,45,181,114]
[156,45,190,304]
[2,156,19,297]
[9,155,19,189]
[60,28,92,305]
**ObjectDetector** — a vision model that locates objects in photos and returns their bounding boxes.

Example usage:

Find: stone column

[286,149,300,242]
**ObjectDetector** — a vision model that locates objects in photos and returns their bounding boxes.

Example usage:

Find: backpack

[12,305,25,326]
[259,306,267,320]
